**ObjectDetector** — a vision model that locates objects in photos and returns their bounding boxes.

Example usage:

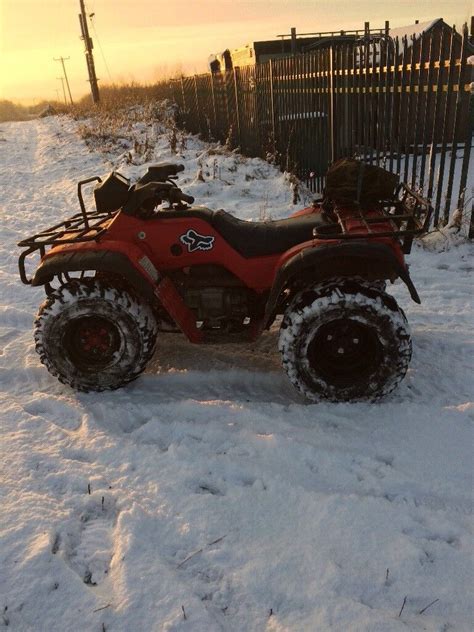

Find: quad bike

[18,161,431,402]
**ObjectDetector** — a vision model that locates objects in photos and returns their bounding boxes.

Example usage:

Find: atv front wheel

[35,280,158,392]
[279,279,411,402]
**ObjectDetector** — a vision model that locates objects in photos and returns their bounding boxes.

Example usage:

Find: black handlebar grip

[176,164,185,173]
[180,192,194,204]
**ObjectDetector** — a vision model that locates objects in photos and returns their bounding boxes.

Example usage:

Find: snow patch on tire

[279,279,412,402]
[34,280,158,392]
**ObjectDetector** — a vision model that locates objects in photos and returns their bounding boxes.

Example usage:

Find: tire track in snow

[0,116,472,631]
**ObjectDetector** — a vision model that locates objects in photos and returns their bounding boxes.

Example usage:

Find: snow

[389,19,441,45]
[0,114,473,631]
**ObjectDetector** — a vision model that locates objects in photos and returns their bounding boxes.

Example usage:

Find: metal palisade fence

[154,24,473,226]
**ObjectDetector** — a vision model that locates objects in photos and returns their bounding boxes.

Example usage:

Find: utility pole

[57,77,67,104]
[78,0,100,103]
[290,27,297,55]
[54,57,74,104]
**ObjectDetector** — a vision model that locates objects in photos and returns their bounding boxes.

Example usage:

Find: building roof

[389,18,442,43]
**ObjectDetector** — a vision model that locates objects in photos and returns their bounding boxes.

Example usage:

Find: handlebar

[171,189,194,205]
[137,162,185,186]
[122,181,194,215]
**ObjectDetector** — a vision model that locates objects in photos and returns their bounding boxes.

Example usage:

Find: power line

[89,14,113,83]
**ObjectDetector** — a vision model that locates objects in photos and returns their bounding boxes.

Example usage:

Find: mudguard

[31,248,204,342]
[32,250,157,302]
[264,241,420,327]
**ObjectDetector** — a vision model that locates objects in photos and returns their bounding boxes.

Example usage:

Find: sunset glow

[1,0,471,104]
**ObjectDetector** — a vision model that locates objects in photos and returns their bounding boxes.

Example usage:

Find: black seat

[156,207,333,257]
[211,210,331,257]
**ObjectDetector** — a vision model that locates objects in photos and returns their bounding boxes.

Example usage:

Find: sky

[0,0,472,104]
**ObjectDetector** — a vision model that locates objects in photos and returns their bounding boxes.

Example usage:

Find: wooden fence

[154,24,473,226]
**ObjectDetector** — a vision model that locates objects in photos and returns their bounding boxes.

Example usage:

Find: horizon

[1,0,472,105]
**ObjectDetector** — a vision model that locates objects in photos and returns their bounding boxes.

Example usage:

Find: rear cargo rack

[313,183,433,253]
[18,176,116,285]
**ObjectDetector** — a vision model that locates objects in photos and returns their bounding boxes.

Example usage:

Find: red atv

[18,161,431,402]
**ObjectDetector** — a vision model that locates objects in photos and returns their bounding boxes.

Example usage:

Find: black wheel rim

[307,318,381,386]
[63,315,122,371]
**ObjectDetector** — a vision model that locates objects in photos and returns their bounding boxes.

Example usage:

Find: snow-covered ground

[0,116,472,632]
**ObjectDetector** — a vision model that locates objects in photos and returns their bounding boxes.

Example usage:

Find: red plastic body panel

[107,213,281,290]
[42,239,160,285]
[154,277,203,343]
[42,205,408,341]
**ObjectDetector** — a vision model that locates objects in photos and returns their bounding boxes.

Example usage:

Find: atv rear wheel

[279,279,411,402]
[35,280,158,392]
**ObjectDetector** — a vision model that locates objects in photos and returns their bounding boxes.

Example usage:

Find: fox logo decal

[180,229,215,252]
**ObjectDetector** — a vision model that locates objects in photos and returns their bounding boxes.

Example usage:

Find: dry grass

[70,82,169,118]
[69,82,180,164]
[0,99,68,123]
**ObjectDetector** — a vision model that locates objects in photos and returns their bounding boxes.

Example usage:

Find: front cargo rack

[313,183,433,254]
[18,176,116,285]
[17,208,112,249]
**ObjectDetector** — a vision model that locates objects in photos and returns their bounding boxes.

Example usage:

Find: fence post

[434,28,457,224]
[180,76,186,111]
[223,72,231,137]
[269,59,276,145]
[193,75,202,135]
[210,73,217,135]
[443,24,469,222]
[328,44,335,164]
[233,67,242,147]
[456,63,473,226]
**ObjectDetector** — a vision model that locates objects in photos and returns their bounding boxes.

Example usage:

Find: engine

[184,287,250,330]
